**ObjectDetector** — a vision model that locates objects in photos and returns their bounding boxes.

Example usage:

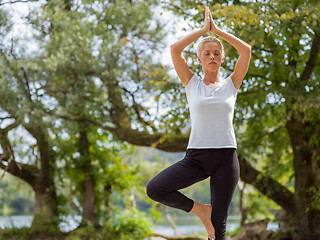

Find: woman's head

[197,36,225,71]
[197,36,225,58]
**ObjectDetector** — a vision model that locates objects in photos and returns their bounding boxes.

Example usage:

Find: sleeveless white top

[185,74,238,149]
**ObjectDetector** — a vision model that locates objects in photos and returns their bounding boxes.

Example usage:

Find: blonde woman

[147,6,251,240]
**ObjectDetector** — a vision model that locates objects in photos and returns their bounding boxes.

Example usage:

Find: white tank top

[185,74,238,149]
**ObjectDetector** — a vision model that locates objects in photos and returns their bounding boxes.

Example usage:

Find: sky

[2,0,43,54]
[2,1,191,65]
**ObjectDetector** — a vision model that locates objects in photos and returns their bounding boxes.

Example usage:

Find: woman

[146,6,251,240]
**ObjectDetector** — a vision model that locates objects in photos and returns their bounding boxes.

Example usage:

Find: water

[0,215,81,232]
[0,215,279,236]
[153,215,240,236]
[0,215,33,229]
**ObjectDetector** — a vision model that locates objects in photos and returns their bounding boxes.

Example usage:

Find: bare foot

[190,202,215,239]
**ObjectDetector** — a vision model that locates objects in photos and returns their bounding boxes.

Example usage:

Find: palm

[203,6,211,32]
[209,11,218,33]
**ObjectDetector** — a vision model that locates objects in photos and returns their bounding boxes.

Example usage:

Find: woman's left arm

[210,12,251,90]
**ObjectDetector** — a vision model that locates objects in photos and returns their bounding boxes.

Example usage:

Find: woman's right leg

[146,151,217,239]
[146,154,208,212]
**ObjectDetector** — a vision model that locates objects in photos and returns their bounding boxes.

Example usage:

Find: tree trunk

[104,184,112,220]
[163,206,179,236]
[32,182,58,227]
[1,119,59,229]
[79,130,96,225]
[27,125,58,228]
[238,184,248,227]
[83,172,95,223]
[286,117,320,240]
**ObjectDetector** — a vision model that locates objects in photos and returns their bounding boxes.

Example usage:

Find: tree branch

[121,86,157,132]
[300,32,320,82]
[164,2,192,17]
[43,109,115,131]
[0,118,22,179]
[0,117,22,134]
[0,161,39,188]
[10,52,33,102]
[0,131,38,186]
[99,74,190,151]
[44,108,188,152]
[0,49,33,103]
[0,116,17,121]
[245,73,268,80]
[0,0,30,6]
[238,155,295,216]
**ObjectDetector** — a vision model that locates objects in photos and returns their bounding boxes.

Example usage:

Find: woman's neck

[202,70,220,84]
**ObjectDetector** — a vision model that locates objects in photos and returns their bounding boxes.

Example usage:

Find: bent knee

[146,179,164,201]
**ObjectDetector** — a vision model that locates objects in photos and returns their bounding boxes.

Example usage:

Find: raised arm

[209,11,251,90]
[170,6,211,87]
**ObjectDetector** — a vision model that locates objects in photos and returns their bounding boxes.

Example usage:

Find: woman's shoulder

[185,74,200,89]
[224,76,239,93]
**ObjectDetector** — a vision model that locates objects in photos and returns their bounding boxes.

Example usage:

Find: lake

[0,215,278,236]
[153,215,241,236]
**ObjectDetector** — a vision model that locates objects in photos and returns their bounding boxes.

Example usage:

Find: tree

[0,57,59,229]
[0,0,170,234]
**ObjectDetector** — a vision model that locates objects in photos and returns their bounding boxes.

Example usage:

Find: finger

[205,6,210,20]
[209,11,214,23]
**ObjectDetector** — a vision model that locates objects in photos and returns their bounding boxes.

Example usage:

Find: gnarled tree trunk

[0,120,58,228]
[286,116,320,240]
[25,125,58,228]
[79,130,96,225]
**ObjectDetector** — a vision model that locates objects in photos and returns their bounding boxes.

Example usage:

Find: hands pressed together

[203,6,218,34]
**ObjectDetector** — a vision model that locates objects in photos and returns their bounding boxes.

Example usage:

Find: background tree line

[0,0,319,240]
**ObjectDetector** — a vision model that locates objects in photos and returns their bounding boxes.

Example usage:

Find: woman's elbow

[242,44,251,57]
[246,44,252,54]
[170,43,176,53]
[170,42,178,49]
[170,43,182,54]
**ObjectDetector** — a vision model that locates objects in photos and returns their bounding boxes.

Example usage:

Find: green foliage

[244,185,280,222]
[0,227,68,240]
[109,208,153,240]
[30,214,61,236]
[307,186,320,212]
[1,0,170,235]
[227,226,241,237]
[53,125,144,222]
[67,208,152,240]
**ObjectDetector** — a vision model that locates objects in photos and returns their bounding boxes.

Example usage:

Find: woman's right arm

[170,6,211,87]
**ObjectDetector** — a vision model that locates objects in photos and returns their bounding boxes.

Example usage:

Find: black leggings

[146,148,240,240]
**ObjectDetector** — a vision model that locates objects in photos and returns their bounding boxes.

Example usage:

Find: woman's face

[198,42,224,71]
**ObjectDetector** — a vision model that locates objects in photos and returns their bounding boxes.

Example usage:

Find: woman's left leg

[210,149,240,240]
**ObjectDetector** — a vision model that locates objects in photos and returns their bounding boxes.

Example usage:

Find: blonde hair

[197,36,225,57]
